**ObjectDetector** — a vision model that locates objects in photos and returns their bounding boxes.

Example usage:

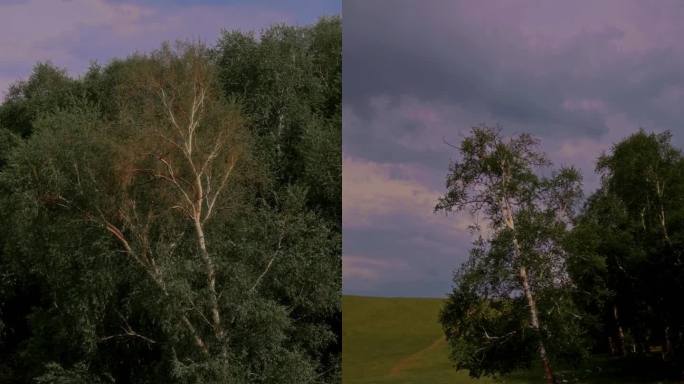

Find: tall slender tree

[436,126,583,383]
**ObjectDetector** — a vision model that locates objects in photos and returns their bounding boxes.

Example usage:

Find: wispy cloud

[343,255,408,281]
[0,0,336,97]
[344,156,462,229]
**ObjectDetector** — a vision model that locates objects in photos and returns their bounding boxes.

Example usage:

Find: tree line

[0,17,340,383]
[438,126,684,383]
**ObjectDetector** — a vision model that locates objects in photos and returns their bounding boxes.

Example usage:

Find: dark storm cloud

[343,1,607,138]
[343,0,684,296]
[343,1,684,142]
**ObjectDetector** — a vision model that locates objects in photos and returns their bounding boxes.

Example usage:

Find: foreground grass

[342,295,494,384]
[342,295,678,384]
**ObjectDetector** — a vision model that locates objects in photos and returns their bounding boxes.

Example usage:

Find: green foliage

[0,127,20,168]
[0,63,83,138]
[437,126,586,380]
[34,362,113,384]
[441,266,537,377]
[441,234,588,378]
[216,17,341,224]
[215,18,342,382]
[0,17,340,384]
[567,130,684,375]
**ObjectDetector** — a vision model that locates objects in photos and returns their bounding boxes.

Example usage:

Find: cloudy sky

[0,0,339,97]
[343,0,684,297]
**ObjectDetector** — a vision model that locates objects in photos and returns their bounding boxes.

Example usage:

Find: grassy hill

[342,295,677,384]
[342,295,496,384]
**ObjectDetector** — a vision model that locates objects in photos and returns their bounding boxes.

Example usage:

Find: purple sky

[343,0,684,297]
[0,0,339,97]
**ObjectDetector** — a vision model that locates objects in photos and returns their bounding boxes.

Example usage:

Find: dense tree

[436,126,584,383]
[0,18,340,384]
[564,190,639,357]
[215,17,341,225]
[215,18,342,380]
[567,130,684,375]
[438,128,684,381]
[0,63,81,138]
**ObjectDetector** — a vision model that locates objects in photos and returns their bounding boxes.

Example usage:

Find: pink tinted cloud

[343,254,433,294]
[562,98,607,113]
[343,156,472,232]
[0,0,148,66]
[447,0,684,55]
[345,95,489,160]
[343,255,408,281]
[342,155,433,227]
[653,86,684,113]
[0,0,294,97]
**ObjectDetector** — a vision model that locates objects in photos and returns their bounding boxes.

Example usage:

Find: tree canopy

[439,127,684,382]
[437,126,584,383]
[0,17,340,384]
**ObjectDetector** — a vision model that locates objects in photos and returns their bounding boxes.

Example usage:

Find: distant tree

[597,130,684,247]
[0,128,20,168]
[0,63,81,138]
[436,126,584,383]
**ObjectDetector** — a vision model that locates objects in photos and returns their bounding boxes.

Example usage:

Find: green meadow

[342,295,677,384]
[342,295,496,384]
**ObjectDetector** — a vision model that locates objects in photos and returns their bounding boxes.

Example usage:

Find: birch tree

[0,42,335,383]
[56,44,247,366]
[0,17,340,382]
[436,126,583,383]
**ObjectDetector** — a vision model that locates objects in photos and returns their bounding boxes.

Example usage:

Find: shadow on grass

[502,354,682,384]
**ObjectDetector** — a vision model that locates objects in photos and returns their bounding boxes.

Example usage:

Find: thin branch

[99,331,156,345]
[250,230,285,292]
[203,154,238,223]
[198,137,224,179]
[182,315,209,355]
[158,157,195,210]
[160,88,183,136]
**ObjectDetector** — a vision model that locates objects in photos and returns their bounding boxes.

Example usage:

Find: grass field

[342,295,678,384]
[342,295,497,384]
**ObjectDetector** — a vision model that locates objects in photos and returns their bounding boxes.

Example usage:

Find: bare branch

[99,331,156,345]
[158,156,195,211]
[203,154,238,223]
[250,228,285,292]
[160,88,183,136]
[100,312,157,345]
